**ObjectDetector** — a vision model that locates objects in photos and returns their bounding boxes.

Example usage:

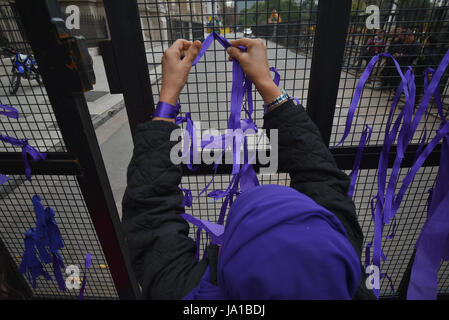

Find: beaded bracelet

[263,89,289,114]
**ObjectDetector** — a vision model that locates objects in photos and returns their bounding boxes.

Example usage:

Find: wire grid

[140,0,316,275]
[0,2,65,153]
[333,0,449,147]
[0,174,118,299]
[349,165,449,297]
[138,0,317,133]
[140,0,449,298]
[181,173,290,257]
[183,166,447,298]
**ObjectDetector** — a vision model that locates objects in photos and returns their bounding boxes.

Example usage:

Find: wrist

[255,78,282,104]
[264,89,289,114]
[159,87,180,106]
[152,116,175,123]
[151,101,180,123]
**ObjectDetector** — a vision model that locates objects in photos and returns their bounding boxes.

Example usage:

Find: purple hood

[183,184,361,299]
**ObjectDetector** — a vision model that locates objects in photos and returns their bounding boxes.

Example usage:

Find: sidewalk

[87,48,162,129]
[86,52,124,128]
[89,47,162,216]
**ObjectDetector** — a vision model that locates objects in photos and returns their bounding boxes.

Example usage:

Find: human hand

[226,38,281,104]
[159,39,202,106]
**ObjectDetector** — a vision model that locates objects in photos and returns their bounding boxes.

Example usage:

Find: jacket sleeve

[121,120,207,300]
[262,99,364,257]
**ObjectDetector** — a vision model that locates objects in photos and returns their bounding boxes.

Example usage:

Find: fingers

[229,38,252,47]
[226,46,244,61]
[227,38,265,61]
[171,39,192,51]
[184,40,202,63]
[166,39,192,58]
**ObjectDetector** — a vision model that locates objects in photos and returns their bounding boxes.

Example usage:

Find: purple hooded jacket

[183,184,362,299]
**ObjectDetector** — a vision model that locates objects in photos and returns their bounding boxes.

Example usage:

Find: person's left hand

[159,39,202,106]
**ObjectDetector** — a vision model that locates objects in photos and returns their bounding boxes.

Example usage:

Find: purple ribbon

[348,124,372,198]
[0,104,19,119]
[373,49,449,299]
[78,253,92,300]
[32,195,52,264]
[270,67,280,86]
[382,67,417,220]
[19,229,52,288]
[389,49,449,218]
[51,252,65,291]
[385,220,397,240]
[333,52,408,298]
[407,136,449,299]
[197,32,259,180]
[180,186,193,208]
[180,213,225,261]
[335,50,449,298]
[406,51,449,299]
[152,101,181,119]
[181,213,225,246]
[0,134,46,181]
[195,32,261,189]
[381,273,395,292]
[332,53,409,149]
[179,32,266,254]
[19,195,66,290]
[192,31,246,67]
[0,174,9,185]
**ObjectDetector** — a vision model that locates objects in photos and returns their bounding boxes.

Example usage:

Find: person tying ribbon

[121,36,374,299]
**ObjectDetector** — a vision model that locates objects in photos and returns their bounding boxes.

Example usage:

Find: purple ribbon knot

[0,134,46,181]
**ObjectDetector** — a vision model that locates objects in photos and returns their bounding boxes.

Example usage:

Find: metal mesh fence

[0,174,118,299]
[139,0,318,291]
[138,0,317,130]
[0,2,65,153]
[139,0,449,298]
[349,166,448,296]
[0,1,119,299]
[333,0,449,147]
[1,0,448,299]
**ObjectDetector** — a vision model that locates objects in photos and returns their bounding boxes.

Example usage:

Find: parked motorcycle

[2,47,42,95]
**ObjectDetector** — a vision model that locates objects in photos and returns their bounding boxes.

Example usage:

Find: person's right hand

[226,38,282,104]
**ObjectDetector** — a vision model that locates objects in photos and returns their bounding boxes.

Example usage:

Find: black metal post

[103,0,156,140]
[307,0,352,147]
[0,153,81,176]
[14,0,141,299]
[331,144,442,170]
[179,144,442,176]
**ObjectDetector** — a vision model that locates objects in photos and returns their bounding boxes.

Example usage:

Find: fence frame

[1,0,447,299]
[0,0,142,299]
[103,0,445,299]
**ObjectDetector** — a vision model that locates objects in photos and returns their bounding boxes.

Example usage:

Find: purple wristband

[152,101,181,119]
